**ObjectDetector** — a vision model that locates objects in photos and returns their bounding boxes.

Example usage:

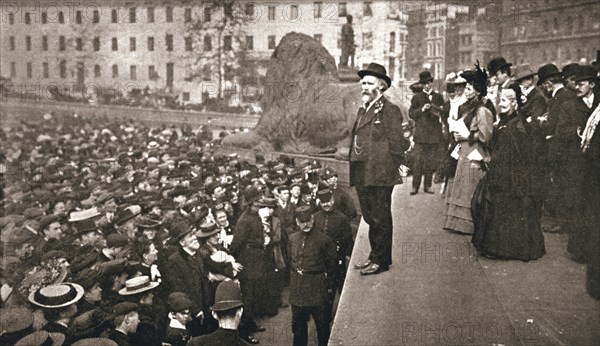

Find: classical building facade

[1,0,408,105]
[499,0,600,68]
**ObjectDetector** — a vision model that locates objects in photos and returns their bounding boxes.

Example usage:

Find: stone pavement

[329,178,600,346]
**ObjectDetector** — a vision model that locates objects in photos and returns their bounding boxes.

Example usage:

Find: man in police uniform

[288,206,337,346]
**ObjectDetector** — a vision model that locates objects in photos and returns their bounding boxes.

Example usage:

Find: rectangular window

[268,6,275,21]
[76,37,83,51]
[204,35,212,51]
[42,12,47,24]
[314,34,322,43]
[27,62,32,78]
[183,92,190,101]
[224,3,233,18]
[8,13,14,24]
[25,12,31,24]
[224,35,232,51]
[59,36,66,51]
[93,10,100,23]
[363,2,372,17]
[112,9,118,23]
[112,37,118,51]
[129,7,136,23]
[148,37,155,51]
[185,37,192,51]
[147,7,155,22]
[148,65,156,79]
[338,2,347,17]
[76,10,82,24]
[202,65,211,81]
[26,36,31,51]
[58,11,64,23]
[10,62,16,77]
[130,65,137,80]
[268,35,276,49]
[362,32,372,50]
[389,32,395,52]
[166,34,173,51]
[130,37,136,51]
[314,2,322,18]
[94,64,101,77]
[112,64,118,78]
[42,36,48,51]
[246,35,253,50]
[166,6,173,22]
[43,62,49,78]
[184,8,192,22]
[60,60,67,78]
[9,36,15,50]
[245,3,254,16]
[204,6,212,22]
[93,37,100,51]
[290,5,299,20]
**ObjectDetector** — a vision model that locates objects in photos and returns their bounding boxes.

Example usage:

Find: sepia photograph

[1,0,599,345]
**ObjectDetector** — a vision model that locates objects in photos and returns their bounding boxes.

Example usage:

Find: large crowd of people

[0,113,357,345]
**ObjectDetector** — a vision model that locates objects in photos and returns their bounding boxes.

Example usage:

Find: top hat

[211,280,244,311]
[118,276,159,296]
[28,283,84,308]
[512,63,537,81]
[487,57,512,75]
[295,206,313,223]
[536,64,562,85]
[574,65,599,83]
[562,63,580,79]
[358,63,392,89]
[73,219,100,237]
[168,292,194,312]
[15,331,65,346]
[418,70,434,84]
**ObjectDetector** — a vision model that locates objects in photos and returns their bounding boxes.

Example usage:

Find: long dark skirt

[472,188,545,261]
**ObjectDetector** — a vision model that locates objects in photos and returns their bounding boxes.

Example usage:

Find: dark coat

[288,229,337,307]
[230,208,274,280]
[165,247,232,312]
[520,87,547,122]
[555,94,600,162]
[187,328,252,346]
[108,329,132,346]
[409,91,445,144]
[544,87,576,138]
[331,186,358,221]
[313,209,354,259]
[349,96,406,187]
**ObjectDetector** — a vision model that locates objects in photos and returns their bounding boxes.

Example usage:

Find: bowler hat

[536,64,562,85]
[74,219,100,237]
[39,215,60,231]
[0,306,33,334]
[358,62,392,89]
[295,206,313,223]
[114,209,137,226]
[211,281,244,311]
[562,63,580,79]
[15,331,65,346]
[512,63,537,81]
[242,186,263,206]
[112,302,139,317]
[418,70,434,84]
[255,197,278,208]
[28,283,84,308]
[118,276,159,296]
[169,220,193,240]
[574,65,599,83]
[487,57,512,75]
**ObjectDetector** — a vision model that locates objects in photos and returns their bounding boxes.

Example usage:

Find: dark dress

[472,111,545,261]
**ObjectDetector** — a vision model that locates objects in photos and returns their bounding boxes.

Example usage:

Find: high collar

[364,94,384,112]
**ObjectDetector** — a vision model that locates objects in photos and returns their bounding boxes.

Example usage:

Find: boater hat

[118,276,159,296]
[357,62,392,89]
[28,283,84,308]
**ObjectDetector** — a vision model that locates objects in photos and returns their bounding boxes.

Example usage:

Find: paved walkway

[329,178,600,346]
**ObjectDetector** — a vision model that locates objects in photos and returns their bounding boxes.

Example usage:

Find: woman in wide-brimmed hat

[443,62,495,235]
